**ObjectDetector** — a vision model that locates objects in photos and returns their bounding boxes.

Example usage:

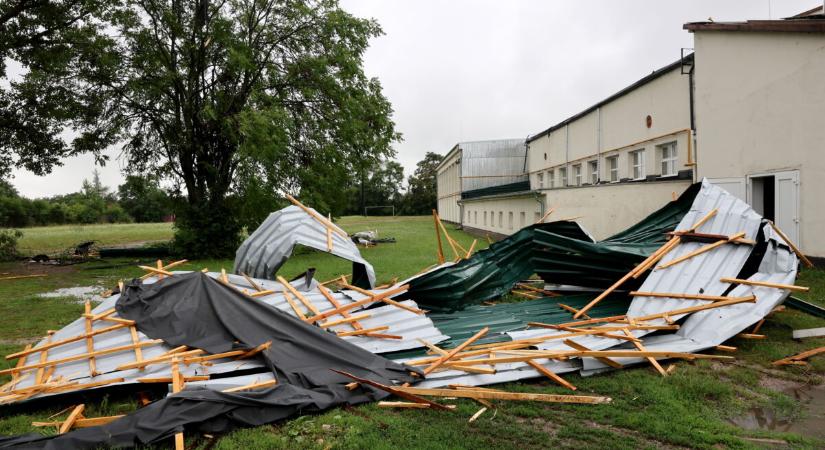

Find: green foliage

[172,198,242,259]
[117,175,172,223]
[0,228,22,260]
[2,0,401,257]
[400,152,443,215]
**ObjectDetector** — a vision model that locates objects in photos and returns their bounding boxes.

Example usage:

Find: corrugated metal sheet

[7,272,445,402]
[458,139,528,192]
[233,205,376,288]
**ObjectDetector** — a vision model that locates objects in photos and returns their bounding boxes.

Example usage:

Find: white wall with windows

[461,196,544,235]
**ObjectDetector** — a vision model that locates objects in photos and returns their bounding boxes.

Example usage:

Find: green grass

[16,222,174,255]
[0,216,824,449]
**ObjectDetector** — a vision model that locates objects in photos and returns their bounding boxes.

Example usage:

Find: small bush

[0,229,23,261]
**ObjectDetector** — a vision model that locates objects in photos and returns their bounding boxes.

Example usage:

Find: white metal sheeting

[457,139,528,191]
[233,205,376,287]
[4,271,445,403]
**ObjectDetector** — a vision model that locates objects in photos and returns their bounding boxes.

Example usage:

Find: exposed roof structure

[233,204,377,288]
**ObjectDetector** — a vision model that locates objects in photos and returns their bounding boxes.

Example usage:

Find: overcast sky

[10,0,814,198]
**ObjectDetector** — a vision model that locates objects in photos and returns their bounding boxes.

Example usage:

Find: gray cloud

[11,0,812,197]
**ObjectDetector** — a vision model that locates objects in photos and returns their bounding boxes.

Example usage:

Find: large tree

[1,0,399,256]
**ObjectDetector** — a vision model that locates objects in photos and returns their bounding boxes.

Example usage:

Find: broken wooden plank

[792,327,825,340]
[395,386,611,404]
[630,291,748,302]
[332,370,453,411]
[563,340,623,369]
[59,404,85,434]
[6,323,131,360]
[305,284,410,323]
[1,341,164,375]
[526,360,576,390]
[285,194,348,237]
[656,232,746,270]
[222,379,278,393]
[623,328,666,376]
[768,220,813,268]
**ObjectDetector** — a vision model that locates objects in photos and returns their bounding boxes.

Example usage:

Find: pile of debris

[0,180,817,448]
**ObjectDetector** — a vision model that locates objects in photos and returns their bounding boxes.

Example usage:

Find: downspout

[565,124,570,185]
[597,107,602,183]
[688,60,697,183]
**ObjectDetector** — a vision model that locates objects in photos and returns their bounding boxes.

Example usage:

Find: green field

[1,217,824,449]
[16,222,175,256]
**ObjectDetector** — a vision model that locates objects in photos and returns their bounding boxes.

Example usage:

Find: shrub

[0,229,23,261]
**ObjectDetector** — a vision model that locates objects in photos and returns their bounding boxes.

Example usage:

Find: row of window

[535,142,678,188]
[465,209,541,230]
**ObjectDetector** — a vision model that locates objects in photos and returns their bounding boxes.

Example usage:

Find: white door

[774,170,800,246]
[707,177,747,202]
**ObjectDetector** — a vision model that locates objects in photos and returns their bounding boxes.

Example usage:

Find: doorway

[747,170,800,245]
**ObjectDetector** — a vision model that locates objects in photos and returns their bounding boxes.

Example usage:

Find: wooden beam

[535,207,556,224]
[341,282,425,315]
[222,379,278,393]
[336,326,389,337]
[630,291,749,302]
[768,220,813,268]
[377,401,439,409]
[656,232,746,270]
[432,210,445,264]
[563,340,623,369]
[332,370,453,411]
[623,328,666,376]
[34,332,54,384]
[59,404,85,434]
[282,288,307,320]
[138,266,173,277]
[319,313,371,329]
[240,272,263,292]
[171,358,184,450]
[689,208,718,231]
[773,346,825,366]
[83,301,97,377]
[6,323,130,360]
[394,386,611,404]
[115,349,205,371]
[422,327,489,375]
[632,236,682,278]
[277,276,321,316]
[632,295,756,322]
[1,340,164,375]
[720,277,809,292]
[285,194,348,237]
[0,274,47,281]
[526,360,576,390]
[465,239,477,259]
[433,210,460,259]
[33,414,125,429]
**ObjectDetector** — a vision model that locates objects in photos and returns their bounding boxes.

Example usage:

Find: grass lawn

[0,216,824,449]
[16,222,174,256]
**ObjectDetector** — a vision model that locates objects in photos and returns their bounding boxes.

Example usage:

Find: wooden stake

[432,209,447,263]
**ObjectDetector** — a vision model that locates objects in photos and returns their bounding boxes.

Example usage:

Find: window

[537,172,544,188]
[508,212,513,230]
[607,155,619,182]
[474,211,478,224]
[483,211,487,226]
[630,150,645,180]
[534,212,541,223]
[573,164,582,186]
[520,212,526,227]
[588,160,598,184]
[498,211,503,228]
[659,142,678,176]
[547,170,555,188]
[558,167,567,186]
[467,210,471,222]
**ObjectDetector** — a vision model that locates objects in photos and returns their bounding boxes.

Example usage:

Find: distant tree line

[0,171,173,227]
[0,151,442,229]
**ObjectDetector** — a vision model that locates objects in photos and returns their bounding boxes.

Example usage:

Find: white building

[437,6,825,258]
[435,139,527,224]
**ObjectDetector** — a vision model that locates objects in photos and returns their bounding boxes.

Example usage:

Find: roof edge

[684,19,825,33]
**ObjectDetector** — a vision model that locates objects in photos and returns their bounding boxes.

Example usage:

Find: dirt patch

[515,416,560,436]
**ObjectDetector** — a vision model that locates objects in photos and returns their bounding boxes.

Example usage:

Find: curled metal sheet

[233,205,376,287]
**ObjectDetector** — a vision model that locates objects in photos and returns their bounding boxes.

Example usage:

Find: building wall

[527,67,692,191]
[542,180,691,240]
[461,195,543,235]
[460,180,690,239]
[436,149,462,223]
[693,31,825,256]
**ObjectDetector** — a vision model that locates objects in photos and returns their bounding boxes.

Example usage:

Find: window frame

[588,160,598,185]
[607,155,619,182]
[573,164,582,187]
[559,167,568,187]
[630,149,646,181]
[659,142,678,177]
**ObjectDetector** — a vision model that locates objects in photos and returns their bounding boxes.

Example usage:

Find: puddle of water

[38,285,108,304]
[728,384,825,440]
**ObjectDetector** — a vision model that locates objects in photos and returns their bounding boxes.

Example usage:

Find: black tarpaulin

[0,273,416,449]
